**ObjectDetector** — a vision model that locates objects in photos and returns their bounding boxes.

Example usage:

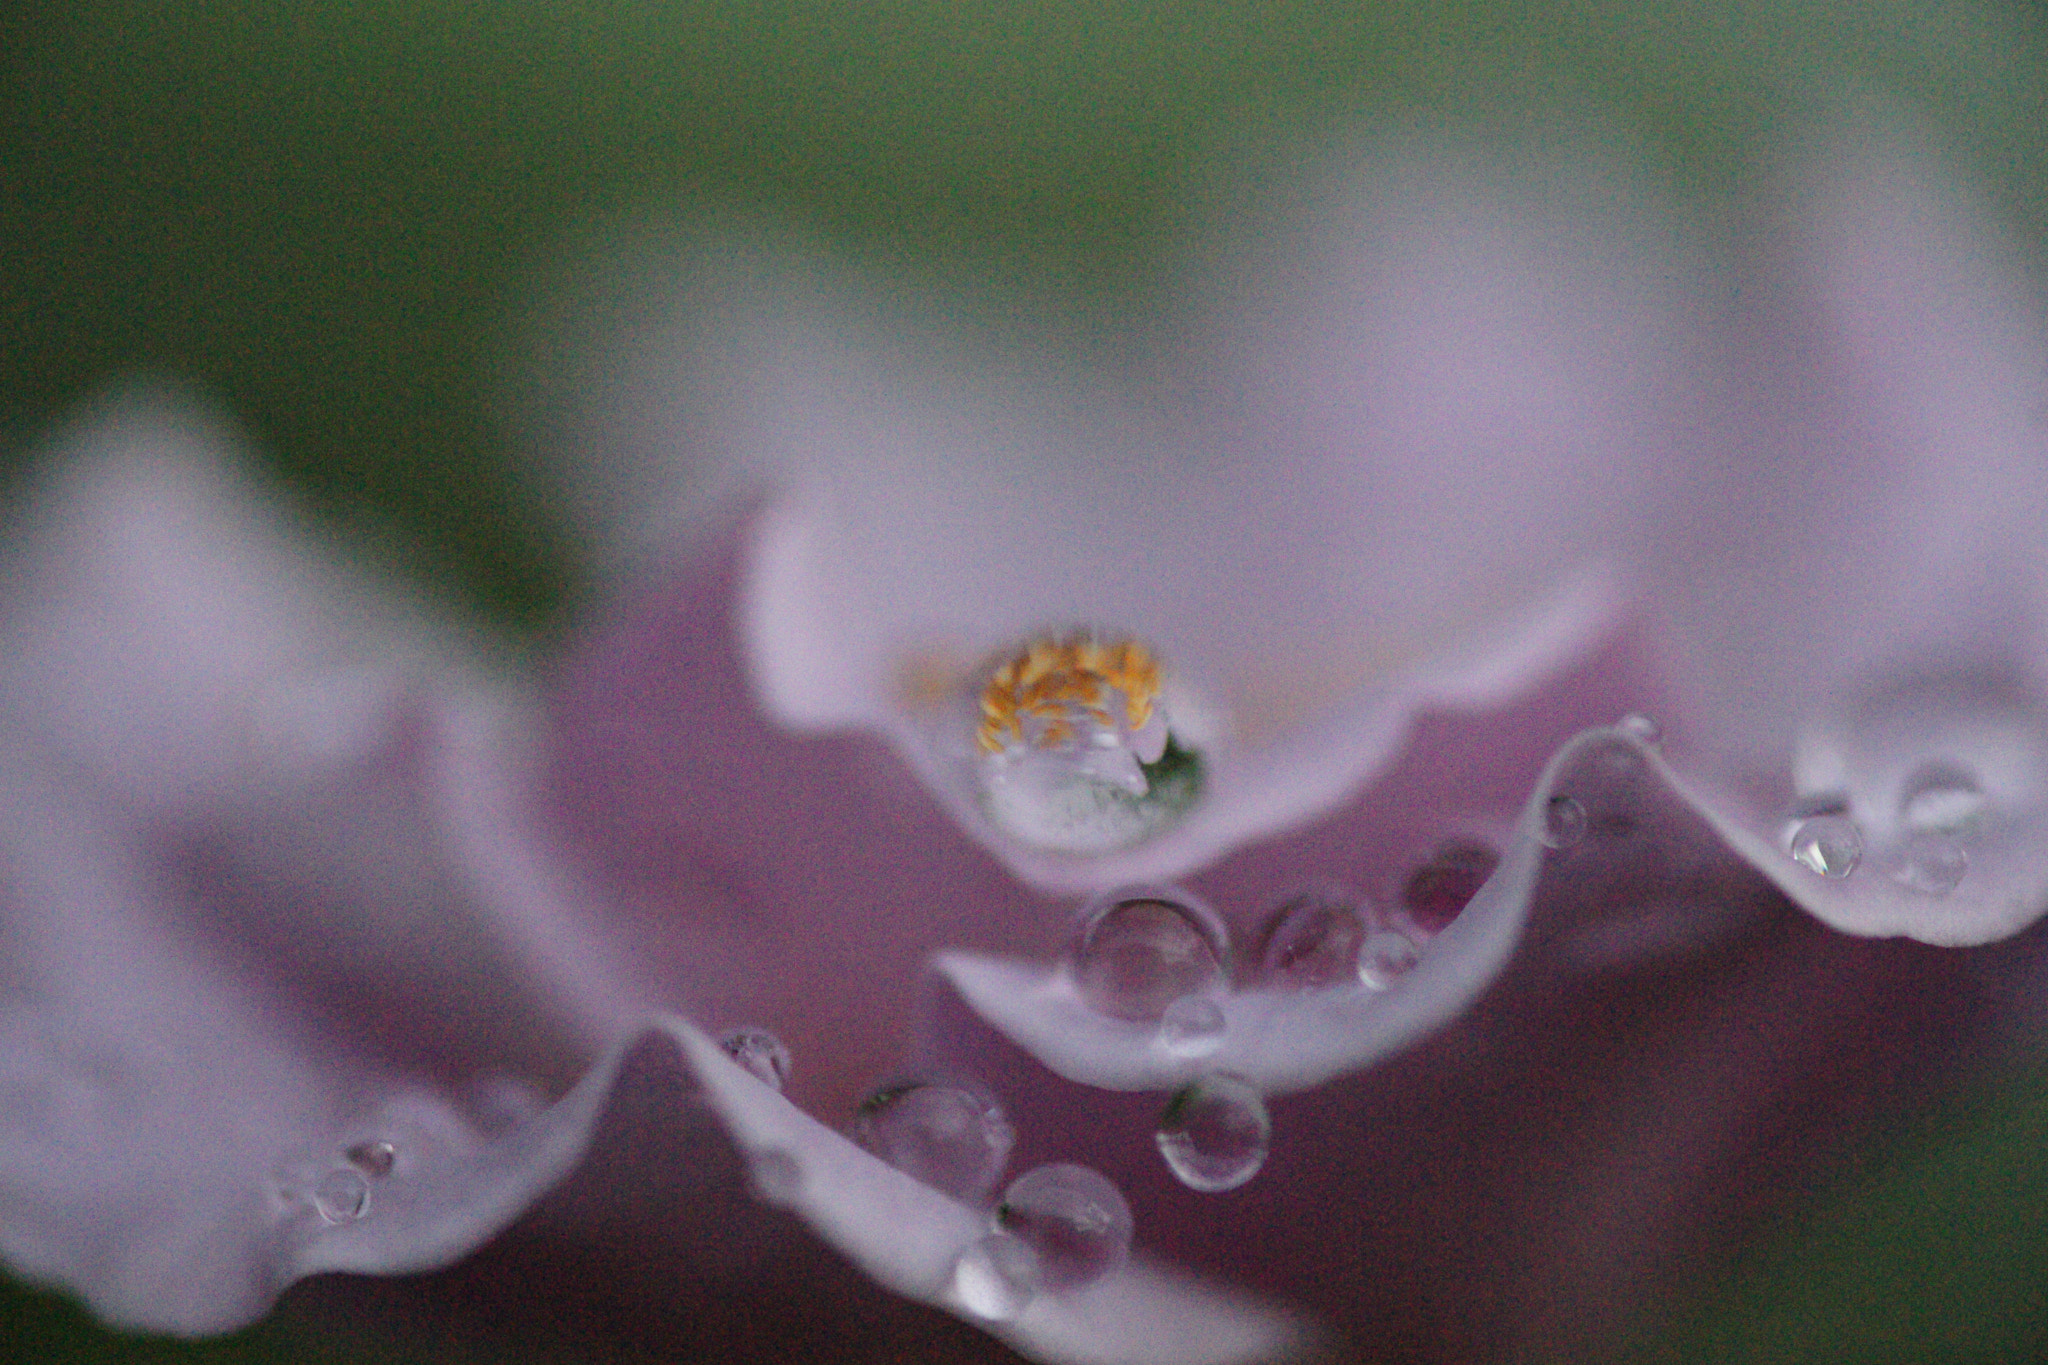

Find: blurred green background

[4,0,2048,1360]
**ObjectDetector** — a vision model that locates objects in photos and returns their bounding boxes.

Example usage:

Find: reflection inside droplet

[1399,840,1498,935]
[720,1027,794,1091]
[1541,795,1587,849]
[314,1168,370,1224]
[1155,1074,1271,1193]
[1888,834,1969,896]
[1899,759,1987,835]
[995,1163,1133,1292]
[1358,930,1422,991]
[344,1139,396,1179]
[853,1077,1015,1205]
[951,1231,1042,1321]
[1789,814,1863,879]
[1156,995,1226,1058]
[1070,889,1230,1023]
[1252,887,1366,989]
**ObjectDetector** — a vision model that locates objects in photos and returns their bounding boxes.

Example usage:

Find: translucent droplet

[995,1163,1133,1292]
[1399,840,1499,935]
[975,635,1203,854]
[1899,760,1986,835]
[747,1148,803,1205]
[1889,834,1968,896]
[950,1231,1042,1321]
[853,1077,1015,1205]
[1618,712,1661,744]
[313,1168,370,1224]
[1789,815,1862,878]
[1253,887,1366,989]
[1070,888,1230,1023]
[344,1139,396,1178]
[1155,1074,1271,1194]
[1157,995,1226,1058]
[1358,930,1422,991]
[720,1027,793,1091]
[1541,795,1587,849]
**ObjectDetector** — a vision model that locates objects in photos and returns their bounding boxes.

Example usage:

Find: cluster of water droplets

[1782,758,1985,898]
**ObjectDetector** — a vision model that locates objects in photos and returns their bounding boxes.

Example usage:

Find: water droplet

[1399,840,1499,935]
[1358,930,1422,991]
[344,1139,395,1178]
[1541,795,1587,849]
[1070,888,1230,1023]
[747,1148,803,1205]
[314,1168,369,1224]
[1157,995,1226,1058]
[995,1163,1133,1292]
[1888,834,1968,896]
[720,1027,793,1091]
[1789,815,1862,878]
[975,635,1203,854]
[1899,759,1986,834]
[1619,712,1661,743]
[1252,887,1366,989]
[853,1077,1015,1205]
[950,1232,1042,1321]
[1155,1074,1271,1193]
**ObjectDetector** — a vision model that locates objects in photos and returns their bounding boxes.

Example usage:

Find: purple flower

[1,113,2041,1362]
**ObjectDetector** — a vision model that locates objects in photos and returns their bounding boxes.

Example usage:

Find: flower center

[976,636,1164,761]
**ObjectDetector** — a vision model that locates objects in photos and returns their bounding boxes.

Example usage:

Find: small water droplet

[853,1077,1015,1204]
[720,1027,793,1091]
[1070,888,1230,1023]
[995,1163,1133,1292]
[748,1148,803,1205]
[1155,1074,1271,1193]
[1358,930,1422,991]
[344,1139,395,1178]
[1157,995,1226,1058]
[1252,887,1366,989]
[314,1168,369,1224]
[1889,834,1968,896]
[1541,795,1587,849]
[1789,815,1863,878]
[951,1231,1042,1321]
[1400,840,1498,934]
[1899,759,1986,834]
[1618,712,1661,743]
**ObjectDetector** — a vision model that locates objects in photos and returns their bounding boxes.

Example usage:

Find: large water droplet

[1899,759,1986,834]
[344,1139,396,1178]
[1358,930,1422,991]
[950,1231,1042,1321]
[1888,834,1968,896]
[314,1168,370,1224]
[1252,887,1366,989]
[995,1163,1133,1292]
[853,1077,1015,1205]
[1070,888,1230,1023]
[1541,795,1587,849]
[720,1027,793,1091]
[1789,815,1862,878]
[1399,840,1498,935]
[1157,995,1226,1058]
[1155,1074,1271,1194]
[1618,712,1661,744]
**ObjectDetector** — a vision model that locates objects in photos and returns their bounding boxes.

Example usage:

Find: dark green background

[5,1,2048,1359]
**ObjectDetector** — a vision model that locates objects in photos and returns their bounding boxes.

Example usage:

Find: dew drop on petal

[1252,887,1366,989]
[314,1168,370,1224]
[995,1163,1133,1292]
[1399,840,1499,935]
[1888,834,1968,896]
[344,1139,396,1178]
[951,1231,1043,1321]
[1541,795,1587,850]
[1157,995,1227,1058]
[1070,889,1230,1023]
[1618,712,1661,744]
[1155,1074,1271,1194]
[1899,759,1987,834]
[1789,815,1863,879]
[720,1027,793,1091]
[1358,930,1422,991]
[853,1077,1015,1205]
